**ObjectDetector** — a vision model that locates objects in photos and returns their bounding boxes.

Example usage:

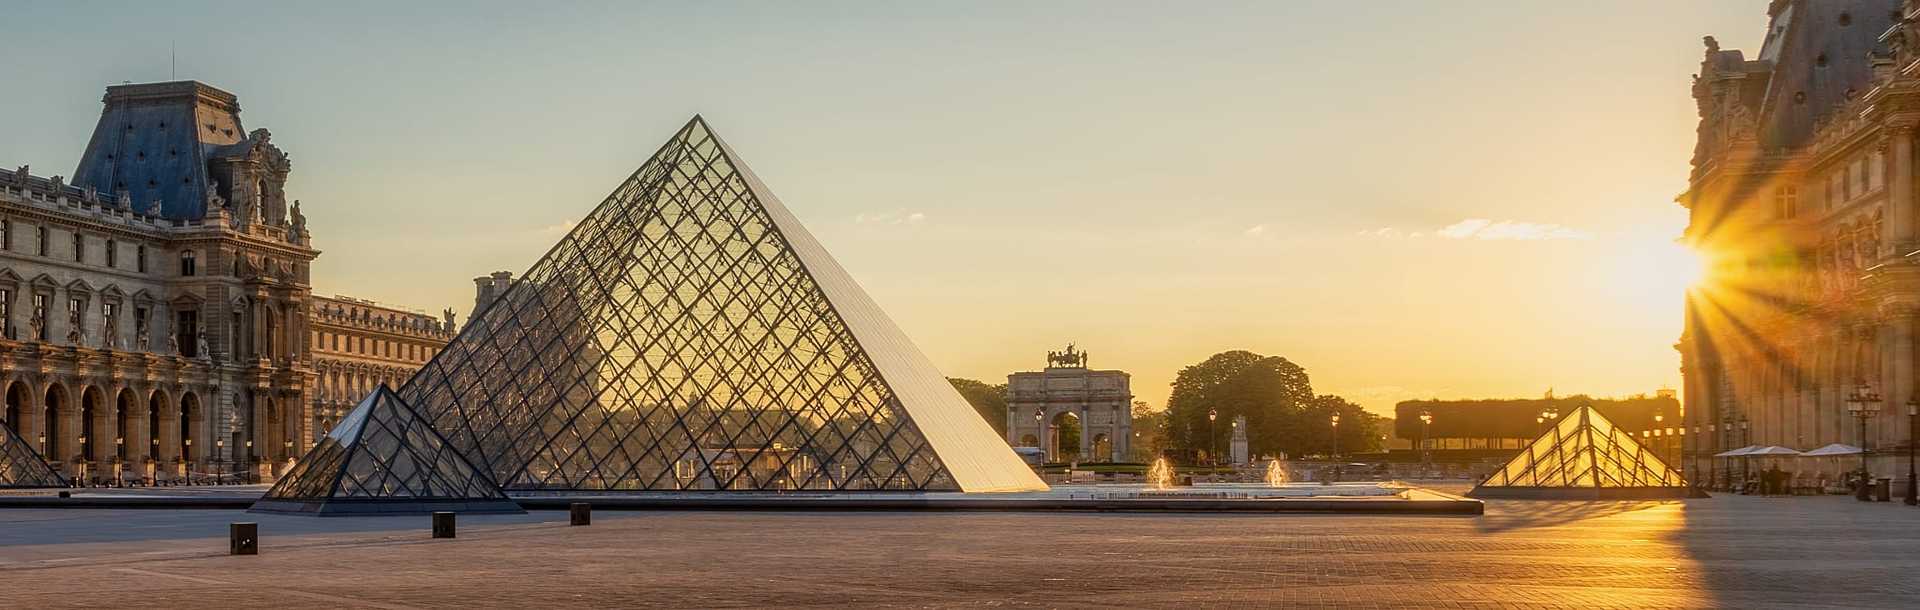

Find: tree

[1307,394,1386,457]
[1129,400,1168,463]
[1165,350,1315,463]
[947,377,1008,437]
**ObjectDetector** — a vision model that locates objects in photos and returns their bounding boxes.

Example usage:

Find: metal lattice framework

[253,385,519,514]
[343,117,1045,493]
[0,420,64,489]
[1475,404,1690,492]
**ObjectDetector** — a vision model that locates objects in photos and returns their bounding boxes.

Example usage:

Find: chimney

[474,271,516,316]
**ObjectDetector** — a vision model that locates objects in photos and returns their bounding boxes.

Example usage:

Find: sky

[0,1,1768,415]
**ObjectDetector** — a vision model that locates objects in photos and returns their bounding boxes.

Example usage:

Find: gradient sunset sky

[0,2,1769,415]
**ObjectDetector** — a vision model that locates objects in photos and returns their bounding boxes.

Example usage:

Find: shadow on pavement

[1473,499,1671,533]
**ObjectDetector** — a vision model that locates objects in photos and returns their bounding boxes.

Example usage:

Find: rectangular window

[105,239,117,268]
[0,288,10,339]
[1,219,10,251]
[1775,186,1799,220]
[1871,151,1886,189]
[72,232,83,263]
[180,250,196,276]
[1852,159,1867,197]
[36,226,47,256]
[176,310,199,357]
[136,244,146,273]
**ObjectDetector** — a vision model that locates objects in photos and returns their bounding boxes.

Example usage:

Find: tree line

[949,349,1384,464]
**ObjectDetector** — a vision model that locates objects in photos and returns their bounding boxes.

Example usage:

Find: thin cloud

[1438,218,1590,241]
[1244,224,1268,237]
[853,210,928,225]
[1362,219,1590,241]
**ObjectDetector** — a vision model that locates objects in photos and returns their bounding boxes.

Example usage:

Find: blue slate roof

[71,81,248,221]
[1755,0,1899,150]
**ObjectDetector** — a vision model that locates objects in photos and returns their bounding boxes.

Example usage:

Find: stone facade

[309,296,456,437]
[1005,345,1132,462]
[1679,1,1920,488]
[0,81,453,484]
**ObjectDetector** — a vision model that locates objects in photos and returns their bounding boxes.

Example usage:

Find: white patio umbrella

[1745,446,1803,456]
[1713,445,1759,457]
[1800,443,1864,456]
[1799,443,1865,486]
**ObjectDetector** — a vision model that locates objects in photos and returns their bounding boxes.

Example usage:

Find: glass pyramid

[277,117,1043,496]
[1469,405,1703,499]
[0,421,64,489]
[251,385,522,515]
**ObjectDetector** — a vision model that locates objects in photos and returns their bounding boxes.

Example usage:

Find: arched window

[180,250,196,276]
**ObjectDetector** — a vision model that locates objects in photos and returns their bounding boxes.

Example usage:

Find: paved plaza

[0,488,1916,608]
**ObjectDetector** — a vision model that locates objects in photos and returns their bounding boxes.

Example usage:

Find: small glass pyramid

[251,385,521,515]
[0,421,64,489]
[1469,404,1704,499]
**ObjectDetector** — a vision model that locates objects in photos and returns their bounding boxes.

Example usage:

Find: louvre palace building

[0,81,456,484]
[1679,0,1920,487]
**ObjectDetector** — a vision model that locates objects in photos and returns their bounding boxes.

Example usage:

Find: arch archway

[79,386,105,465]
[148,387,173,476]
[1091,433,1112,463]
[115,387,137,463]
[1049,411,1081,463]
[42,383,66,464]
[2,380,24,437]
[178,391,201,466]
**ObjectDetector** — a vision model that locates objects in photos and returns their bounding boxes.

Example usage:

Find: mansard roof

[1753,0,1898,150]
[70,80,256,221]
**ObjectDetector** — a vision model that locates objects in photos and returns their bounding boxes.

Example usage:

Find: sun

[1603,233,1708,318]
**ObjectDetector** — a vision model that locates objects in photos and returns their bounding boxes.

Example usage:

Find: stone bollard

[432,511,456,539]
[230,522,258,555]
[570,502,591,526]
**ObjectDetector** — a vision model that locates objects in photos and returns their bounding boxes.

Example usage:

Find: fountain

[1264,460,1290,486]
[1147,457,1175,490]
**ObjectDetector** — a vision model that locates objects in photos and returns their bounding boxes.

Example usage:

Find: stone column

[248,390,266,466]
[1890,126,1915,254]
[1077,405,1091,460]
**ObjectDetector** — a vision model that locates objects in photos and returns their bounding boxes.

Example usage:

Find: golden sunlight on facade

[1678,0,1920,491]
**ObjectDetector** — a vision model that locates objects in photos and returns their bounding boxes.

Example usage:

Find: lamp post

[1418,410,1434,468]
[1032,409,1045,462]
[1330,414,1341,459]
[1653,412,1666,464]
[1845,382,1880,501]
[1728,420,1743,491]
[1207,408,1218,467]
[1739,418,1750,491]
[1906,398,1917,506]
[215,439,225,485]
